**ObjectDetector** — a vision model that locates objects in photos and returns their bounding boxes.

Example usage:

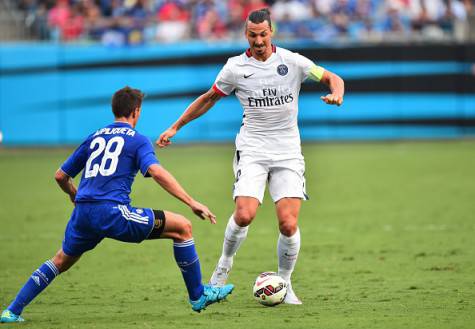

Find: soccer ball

[252,272,287,306]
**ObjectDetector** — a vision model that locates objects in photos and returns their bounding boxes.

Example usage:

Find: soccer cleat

[0,310,25,323]
[283,283,302,305]
[190,283,234,312]
[209,264,232,287]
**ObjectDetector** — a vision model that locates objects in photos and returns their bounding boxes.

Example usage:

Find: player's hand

[156,128,177,148]
[190,200,217,224]
[321,94,343,106]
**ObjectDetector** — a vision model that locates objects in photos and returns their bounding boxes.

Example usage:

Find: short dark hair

[111,86,144,118]
[247,8,272,29]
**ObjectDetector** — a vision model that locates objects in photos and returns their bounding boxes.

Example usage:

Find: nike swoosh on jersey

[244,73,255,78]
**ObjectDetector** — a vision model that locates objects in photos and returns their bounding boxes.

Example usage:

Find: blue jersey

[61,122,159,204]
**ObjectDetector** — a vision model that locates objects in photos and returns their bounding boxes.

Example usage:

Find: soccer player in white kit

[157,8,344,304]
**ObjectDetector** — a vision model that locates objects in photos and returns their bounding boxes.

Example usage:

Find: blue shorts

[62,202,155,257]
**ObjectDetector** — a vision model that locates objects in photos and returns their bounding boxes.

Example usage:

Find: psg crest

[277,64,288,76]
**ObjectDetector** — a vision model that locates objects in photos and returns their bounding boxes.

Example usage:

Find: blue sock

[173,239,204,301]
[8,260,59,315]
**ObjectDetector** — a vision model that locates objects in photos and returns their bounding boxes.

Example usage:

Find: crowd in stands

[15,0,474,44]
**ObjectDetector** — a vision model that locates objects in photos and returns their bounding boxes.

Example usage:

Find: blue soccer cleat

[0,310,25,323]
[190,283,234,312]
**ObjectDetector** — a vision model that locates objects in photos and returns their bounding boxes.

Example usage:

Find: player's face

[245,21,272,59]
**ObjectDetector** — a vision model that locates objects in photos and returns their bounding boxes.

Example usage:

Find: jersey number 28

[85,136,124,178]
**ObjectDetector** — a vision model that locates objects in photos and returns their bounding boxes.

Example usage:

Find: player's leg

[269,157,306,305]
[222,196,261,264]
[1,249,81,323]
[1,205,98,322]
[146,210,233,312]
[210,197,259,286]
[148,210,203,301]
[210,151,267,286]
[275,197,302,304]
[225,196,260,261]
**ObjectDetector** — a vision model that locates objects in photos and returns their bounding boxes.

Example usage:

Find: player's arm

[310,66,345,106]
[147,164,217,224]
[55,139,89,204]
[54,169,77,204]
[157,88,222,148]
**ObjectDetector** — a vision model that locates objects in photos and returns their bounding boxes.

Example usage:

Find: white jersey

[213,46,318,155]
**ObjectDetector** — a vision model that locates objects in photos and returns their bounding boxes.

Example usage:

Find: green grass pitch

[0,141,474,329]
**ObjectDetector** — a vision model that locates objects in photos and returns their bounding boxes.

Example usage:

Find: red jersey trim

[212,84,227,97]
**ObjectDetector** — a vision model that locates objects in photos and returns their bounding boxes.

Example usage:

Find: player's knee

[234,209,256,227]
[279,220,298,237]
[177,217,193,241]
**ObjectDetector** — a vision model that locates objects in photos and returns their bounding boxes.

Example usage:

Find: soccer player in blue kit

[0,86,233,323]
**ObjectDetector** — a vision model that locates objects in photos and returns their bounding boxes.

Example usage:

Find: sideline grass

[0,141,474,329]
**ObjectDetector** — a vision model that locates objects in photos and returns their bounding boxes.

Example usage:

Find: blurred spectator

[20,0,51,39]
[272,0,313,21]
[242,0,268,20]
[98,0,114,16]
[196,7,227,39]
[124,0,152,44]
[330,0,353,35]
[62,3,85,41]
[409,0,448,38]
[380,5,409,37]
[190,0,215,36]
[226,3,245,39]
[47,0,70,31]
[313,0,335,16]
[156,0,190,42]
[47,0,74,40]
[8,0,474,43]
[79,0,106,40]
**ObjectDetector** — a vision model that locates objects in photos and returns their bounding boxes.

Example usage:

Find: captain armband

[308,65,325,82]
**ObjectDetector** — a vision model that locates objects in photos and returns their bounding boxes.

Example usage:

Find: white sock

[218,214,249,268]
[277,228,301,283]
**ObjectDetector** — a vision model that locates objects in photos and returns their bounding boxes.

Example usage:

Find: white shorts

[232,151,308,204]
